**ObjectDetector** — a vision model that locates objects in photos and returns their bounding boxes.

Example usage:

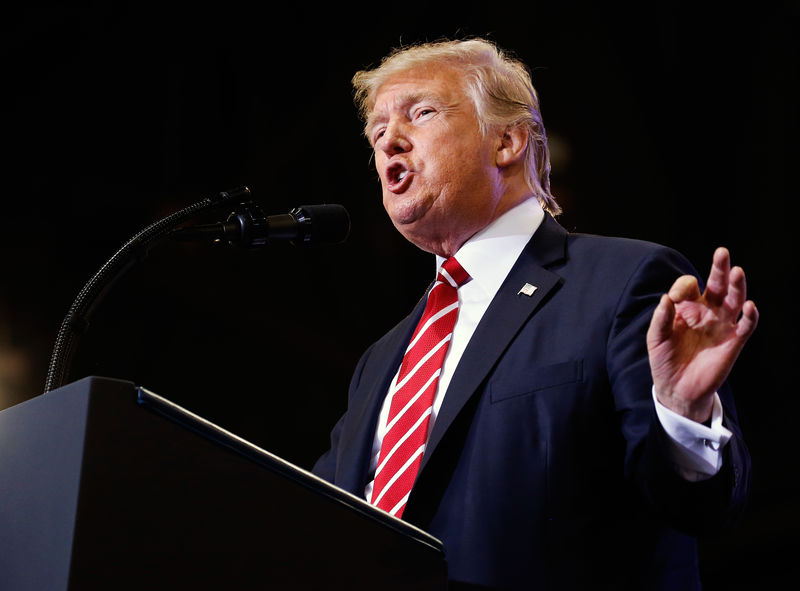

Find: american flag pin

[518,283,538,297]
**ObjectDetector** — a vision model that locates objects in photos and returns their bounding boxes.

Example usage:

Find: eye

[372,127,386,144]
[415,108,435,119]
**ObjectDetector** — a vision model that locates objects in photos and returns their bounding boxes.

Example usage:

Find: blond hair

[352,38,560,216]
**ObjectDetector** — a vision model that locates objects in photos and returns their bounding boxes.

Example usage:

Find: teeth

[397,171,407,181]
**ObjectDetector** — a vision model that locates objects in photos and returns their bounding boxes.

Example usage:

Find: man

[313,38,758,589]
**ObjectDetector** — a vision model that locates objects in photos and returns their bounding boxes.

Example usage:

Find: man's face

[368,65,505,256]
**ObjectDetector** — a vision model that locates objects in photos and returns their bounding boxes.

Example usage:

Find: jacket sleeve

[606,245,751,535]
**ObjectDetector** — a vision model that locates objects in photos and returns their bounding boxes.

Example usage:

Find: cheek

[373,155,385,180]
[425,146,465,185]
[440,149,488,189]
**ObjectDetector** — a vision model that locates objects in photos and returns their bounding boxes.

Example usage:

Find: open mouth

[386,162,413,192]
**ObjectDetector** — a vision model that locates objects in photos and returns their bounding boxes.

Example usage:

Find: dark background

[1,1,796,587]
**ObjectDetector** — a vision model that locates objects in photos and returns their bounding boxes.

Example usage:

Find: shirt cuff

[652,386,732,482]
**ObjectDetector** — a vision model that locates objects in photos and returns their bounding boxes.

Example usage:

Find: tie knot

[439,257,471,288]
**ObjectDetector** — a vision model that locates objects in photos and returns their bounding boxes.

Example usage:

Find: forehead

[370,65,467,118]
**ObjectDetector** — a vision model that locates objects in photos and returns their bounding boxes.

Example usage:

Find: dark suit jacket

[313,215,750,590]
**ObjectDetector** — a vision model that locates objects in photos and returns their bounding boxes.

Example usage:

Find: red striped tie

[371,257,470,518]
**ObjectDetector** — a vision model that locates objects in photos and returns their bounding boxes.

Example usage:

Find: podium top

[1,376,447,589]
[137,385,444,554]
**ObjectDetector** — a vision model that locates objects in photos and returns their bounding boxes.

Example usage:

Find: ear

[495,124,528,168]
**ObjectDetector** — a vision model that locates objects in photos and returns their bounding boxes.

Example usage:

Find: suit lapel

[333,295,427,493]
[419,214,568,472]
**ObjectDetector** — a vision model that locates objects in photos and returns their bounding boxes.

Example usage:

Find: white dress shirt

[365,198,729,501]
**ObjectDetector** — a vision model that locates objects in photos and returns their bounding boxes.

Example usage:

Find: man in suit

[313,38,758,589]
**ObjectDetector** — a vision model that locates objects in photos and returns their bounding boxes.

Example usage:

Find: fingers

[724,264,748,316]
[705,248,759,343]
[736,300,759,340]
[656,247,758,344]
[707,247,752,322]
[704,246,731,306]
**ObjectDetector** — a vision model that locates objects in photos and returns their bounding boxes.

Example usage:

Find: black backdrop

[2,1,797,587]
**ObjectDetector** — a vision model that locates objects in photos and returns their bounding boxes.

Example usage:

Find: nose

[376,119,412,155]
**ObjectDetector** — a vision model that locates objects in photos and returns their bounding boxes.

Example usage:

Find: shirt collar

[435,197,545,298]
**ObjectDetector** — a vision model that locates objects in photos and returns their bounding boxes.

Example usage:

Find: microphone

[171,202,350,247]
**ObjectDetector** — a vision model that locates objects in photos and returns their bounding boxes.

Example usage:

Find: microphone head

[290,204,350,245]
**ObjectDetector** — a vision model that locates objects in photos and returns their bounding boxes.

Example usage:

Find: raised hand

[647,247,759,422]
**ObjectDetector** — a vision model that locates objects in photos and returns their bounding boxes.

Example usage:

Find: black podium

[0,377,447,590]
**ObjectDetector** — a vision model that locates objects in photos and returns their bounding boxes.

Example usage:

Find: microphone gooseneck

[44,187,251,393]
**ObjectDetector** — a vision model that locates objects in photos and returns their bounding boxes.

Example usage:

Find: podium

[0,377,447,590]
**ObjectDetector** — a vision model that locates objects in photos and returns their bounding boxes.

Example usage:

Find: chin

[385,198,426,227]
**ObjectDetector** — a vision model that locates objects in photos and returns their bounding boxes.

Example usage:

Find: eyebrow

[366,90,443,139]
